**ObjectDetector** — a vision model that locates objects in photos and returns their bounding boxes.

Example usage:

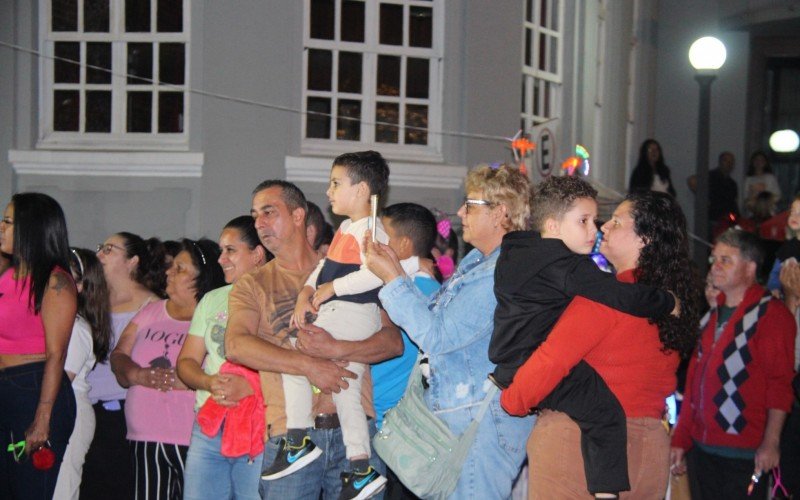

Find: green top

[188,284,232,409]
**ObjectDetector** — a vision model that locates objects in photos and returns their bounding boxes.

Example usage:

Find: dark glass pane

[409,7,432,48]
[127,91,152,132]
[524,28,531,67]
[54,42,80,83]
[550,0,559,30]
[405,104,427,145]
[538,33,546,71]
[533,79,540,115]
[525,0,532,22]
[307,49,332,91]
[85,90,111,132]
[540,0,548,27]
[406,58,428,98]
[337,99,360,141]
[521,77,526,113]
[158,91,183,132]
[127,43,153,84]
[157,0,182,32]
[159,43,185,84]
[375,102,399,143]
[53,90,79,131]
[379,4,403,45]
[84,0,109,32]
[52,0,77,31]
[126,0,150,32]
[306,97,331,138]
[377,55,400,96]
[544,82,550,117]
[310,0,334,40]
[338,52,362,94]
[87,42,112,83]
[341,1,364,42]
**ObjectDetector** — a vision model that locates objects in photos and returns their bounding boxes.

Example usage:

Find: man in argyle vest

[670,229,796,499]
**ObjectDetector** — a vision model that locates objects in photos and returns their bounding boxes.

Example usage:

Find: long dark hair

[70,248,112,364]
[746,150,773,176]
[116,232,168,298]
[629,139,676,196]
[181,238,225,302]
[627,191,704,357]
[11,193,72,312]
[224,216,269,255]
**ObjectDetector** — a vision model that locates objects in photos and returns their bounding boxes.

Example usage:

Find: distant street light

[689,36,726,271]
[769,129,800,153]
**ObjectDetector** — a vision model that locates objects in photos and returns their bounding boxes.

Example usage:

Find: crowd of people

[0,148,797,500]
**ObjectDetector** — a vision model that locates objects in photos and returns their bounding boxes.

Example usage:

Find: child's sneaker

[337,466,387,500]
[261,436,322,480]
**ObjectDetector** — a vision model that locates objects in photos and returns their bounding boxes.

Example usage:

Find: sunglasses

[96,243,126,255]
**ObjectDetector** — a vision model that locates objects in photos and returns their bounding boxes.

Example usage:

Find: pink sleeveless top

[0,268,47,354]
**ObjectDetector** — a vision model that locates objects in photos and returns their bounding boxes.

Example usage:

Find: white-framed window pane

[304,0,441,151]
[521,0,561,128]
[42,0,189,146]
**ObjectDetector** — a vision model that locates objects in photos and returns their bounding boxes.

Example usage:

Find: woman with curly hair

[502,190,704,499]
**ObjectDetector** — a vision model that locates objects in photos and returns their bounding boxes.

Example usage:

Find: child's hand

[312,282,335,309]
[292,292,317,328]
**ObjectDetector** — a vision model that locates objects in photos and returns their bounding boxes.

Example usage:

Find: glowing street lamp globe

[689,37,727,71]
[769,129,800,153]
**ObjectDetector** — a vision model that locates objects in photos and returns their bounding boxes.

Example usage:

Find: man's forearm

[226,331,310,376]
[336,327,404,364]
[761,408,788,447]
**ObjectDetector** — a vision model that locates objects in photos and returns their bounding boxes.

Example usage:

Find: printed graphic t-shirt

[125,300,195,446]
[188,284,232,409]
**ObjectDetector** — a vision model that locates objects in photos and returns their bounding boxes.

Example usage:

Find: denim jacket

[380,247,533,498]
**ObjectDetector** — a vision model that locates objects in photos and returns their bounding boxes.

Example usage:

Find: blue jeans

[260,420,383,500]
[184,421,263,500]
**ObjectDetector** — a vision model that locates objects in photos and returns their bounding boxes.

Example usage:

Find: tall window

[303,0,442,153]
[520,0,562,132]
[41,0,189,149]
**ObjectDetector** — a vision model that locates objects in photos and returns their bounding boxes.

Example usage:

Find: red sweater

[671,284,796,451]
[501,270,678,419]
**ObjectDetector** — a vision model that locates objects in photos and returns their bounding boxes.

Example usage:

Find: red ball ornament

[31,446,55,470]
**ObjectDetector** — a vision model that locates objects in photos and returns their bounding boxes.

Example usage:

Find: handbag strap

[473,384,498,423]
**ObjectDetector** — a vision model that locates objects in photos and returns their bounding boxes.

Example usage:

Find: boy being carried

[262,151,390,500]
[491,175,677,498]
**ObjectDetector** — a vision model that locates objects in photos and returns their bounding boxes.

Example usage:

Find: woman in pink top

[0,193,78,499]
[111,239,224,500]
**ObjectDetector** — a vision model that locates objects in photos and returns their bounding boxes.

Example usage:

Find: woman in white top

[744,150,782,214]
[54,248,112,499]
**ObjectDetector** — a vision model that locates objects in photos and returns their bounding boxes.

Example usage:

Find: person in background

[364,164,536,498]
[111,239,224,500]
[54,248,112,500]
[0,192,78,499]
[163,240,183,269]
[502,191,703,499]
[179,217,269,500]
[671,229,795,500]
[709,152,741,237]
[628,139,676,196]
[306,201,331,256]
[744,151,781,215]
[81,233,167,500]
[767,194,800,294]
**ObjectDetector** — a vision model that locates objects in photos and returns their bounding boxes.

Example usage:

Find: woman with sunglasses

[0,192,78,499]
[80,232,167,499]
[54,248,112,499]
[364,165,536,498]
[111,238,224,500]
[178,217,270,500]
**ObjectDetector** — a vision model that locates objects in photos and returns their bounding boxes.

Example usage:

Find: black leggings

[132,440,188,500]
[0,361,76,500]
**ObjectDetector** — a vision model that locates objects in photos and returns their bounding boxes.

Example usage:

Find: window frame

[520,0,563,132]
[38,0,191,151]
[300,0,445,161]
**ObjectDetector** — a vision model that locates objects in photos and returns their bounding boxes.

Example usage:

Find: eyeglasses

[462,198,494,214]
[96,243,126,255]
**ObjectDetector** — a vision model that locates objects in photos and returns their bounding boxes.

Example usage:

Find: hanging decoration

[561,144,591,176]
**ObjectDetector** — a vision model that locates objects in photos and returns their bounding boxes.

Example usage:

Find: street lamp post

[689,37,726,271]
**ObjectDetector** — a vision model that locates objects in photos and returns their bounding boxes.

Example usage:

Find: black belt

[314,413,341,429]
[94,399,125,412]
[312,413,373,429]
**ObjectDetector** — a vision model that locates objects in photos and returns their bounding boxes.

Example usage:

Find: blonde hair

[465,164,530,231]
